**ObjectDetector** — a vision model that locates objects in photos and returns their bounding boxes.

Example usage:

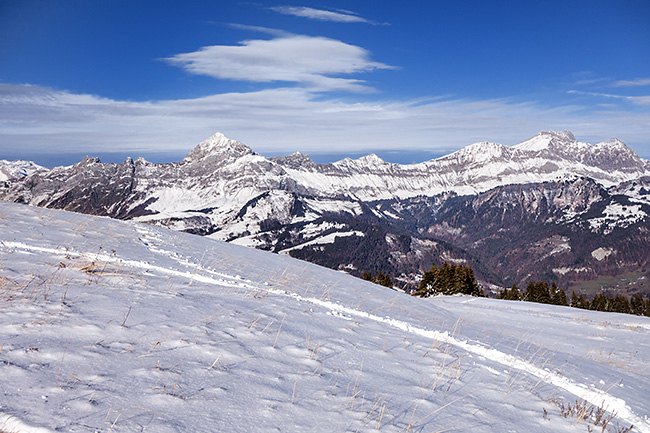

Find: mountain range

[1,130,649,296]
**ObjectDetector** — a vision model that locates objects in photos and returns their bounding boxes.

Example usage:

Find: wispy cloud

[568,89,650,106]
[3,83,649,163]
[612,77,650,87]
[269,6,374,24]
[223,23,292,37]
[163,35,395,92]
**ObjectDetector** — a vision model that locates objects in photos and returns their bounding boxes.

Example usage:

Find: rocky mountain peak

[545,130,576,142]
[272,152,316,169]
[76,156,102,167]
[586,137,647,171]
[514,130,577,152]
[596,137,628,150]
[182,132,254,164]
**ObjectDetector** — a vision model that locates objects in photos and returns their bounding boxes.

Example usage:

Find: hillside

[1,201,649,432]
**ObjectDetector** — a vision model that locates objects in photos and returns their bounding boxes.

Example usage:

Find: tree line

[360,261,650,318]
[498,281,650,317]
[362,271,393,288]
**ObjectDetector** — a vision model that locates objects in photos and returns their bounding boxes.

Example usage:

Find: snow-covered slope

[1,201,649,433]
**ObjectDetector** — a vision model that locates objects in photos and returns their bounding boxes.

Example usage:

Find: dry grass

[546,398,634,433]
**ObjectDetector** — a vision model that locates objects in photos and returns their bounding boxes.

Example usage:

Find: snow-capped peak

[444,141,509,163]
[596,137,627,150]
[514,130,576,152]
[182,132,253,163]
[547,130,576,142]
[0,159,47,182]
[331,153,388,170]
[356,153,386,165]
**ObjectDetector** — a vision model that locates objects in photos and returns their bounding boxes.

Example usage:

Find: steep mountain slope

[1,201,649,433]
[412,177,650,289]
[1,131,649,293]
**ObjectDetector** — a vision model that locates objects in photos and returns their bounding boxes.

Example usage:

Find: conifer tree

[630,294,645,316]
[438,262,455,295]
[498,284,521,300]
[570,292,589,309]
[376,272,393,288]
[525,281,551,304]
[458,266,480,296]
[590,293,608,311]
[415,264,438,297]
[610,294,631,314]
[551,283,568,306]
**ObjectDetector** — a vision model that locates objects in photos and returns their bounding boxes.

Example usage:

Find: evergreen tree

[376,272,393,288]
[610,294,631,314]
[570,292,589,309]
[590,293,609,311]
[437,262,456,295]
[361,270,393,288]
[498,284,521,300]
[630,294,645,316]
[537,281,552,304]
[550,283,568,306]
[525,281,551,304]
[458,266,480,296]
[415,264,438,297]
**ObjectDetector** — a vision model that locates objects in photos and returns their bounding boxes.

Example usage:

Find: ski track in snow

[3,236,649,433]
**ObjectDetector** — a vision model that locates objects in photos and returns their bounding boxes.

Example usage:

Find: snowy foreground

[0,202,649,433]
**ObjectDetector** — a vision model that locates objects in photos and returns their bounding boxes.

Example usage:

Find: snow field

[0,202,649,432]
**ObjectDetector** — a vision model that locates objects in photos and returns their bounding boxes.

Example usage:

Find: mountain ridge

[1,130,649,294]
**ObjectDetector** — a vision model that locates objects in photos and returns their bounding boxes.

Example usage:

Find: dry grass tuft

[546,398,634,433]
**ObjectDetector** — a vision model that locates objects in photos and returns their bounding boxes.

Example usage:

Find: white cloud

[269,6,371,23]
[164,35,394,92]
[612,77,650,87]
[223,23,292,37]
[2,83,650,163]
[568,89,650,106]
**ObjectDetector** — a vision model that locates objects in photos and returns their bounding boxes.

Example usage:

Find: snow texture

[0,160,46,182]
[0,201,649,433]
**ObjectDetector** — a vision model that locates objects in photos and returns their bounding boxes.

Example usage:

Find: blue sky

[1,0,649,167]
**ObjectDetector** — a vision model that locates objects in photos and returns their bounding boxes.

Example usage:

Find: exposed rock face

[2,131,649,293]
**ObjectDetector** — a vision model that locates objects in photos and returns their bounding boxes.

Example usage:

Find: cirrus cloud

[269,6,373,24]
[612,77,650,87]
[568,89,650,106]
